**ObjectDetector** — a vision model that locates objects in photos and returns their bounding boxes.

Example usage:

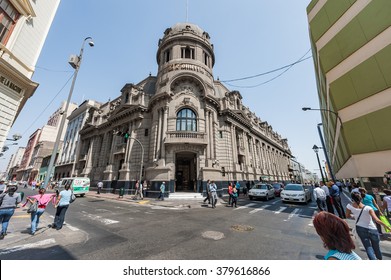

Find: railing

[165,131,207,144]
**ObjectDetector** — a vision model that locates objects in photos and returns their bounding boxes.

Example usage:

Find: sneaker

[0,233,4,240]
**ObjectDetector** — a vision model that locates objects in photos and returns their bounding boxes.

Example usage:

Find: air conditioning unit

[68,55,79,69]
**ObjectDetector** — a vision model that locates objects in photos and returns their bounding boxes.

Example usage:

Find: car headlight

[298,193,304,197]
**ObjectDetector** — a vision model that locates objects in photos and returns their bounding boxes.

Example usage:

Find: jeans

[356,225,382,260]
[30,208,45,234]
[316,198,327,212]
[210,192,217,208]
[331,196,346,218]
[0,208,15,234]
[54,205,69,230]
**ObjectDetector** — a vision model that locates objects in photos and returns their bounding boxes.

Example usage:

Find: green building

[307,0,391,188]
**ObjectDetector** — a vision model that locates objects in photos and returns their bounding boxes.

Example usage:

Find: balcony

[165,131,207,145]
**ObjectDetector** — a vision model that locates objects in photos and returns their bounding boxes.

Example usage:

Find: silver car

[280,184,312,204]
[249,183,275,201]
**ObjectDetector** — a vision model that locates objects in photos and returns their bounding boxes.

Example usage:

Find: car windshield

[284,184,304,191]
[253,184,268,190]
[273,184,281,190]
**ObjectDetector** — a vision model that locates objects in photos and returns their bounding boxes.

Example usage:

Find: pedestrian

[203,179,211,204]
[231,185,238,208]
[52,183,72,230]
[0,183,21,239]
[97,181,103,194]
[135,180,143,200]
[313,211,361,260]
[244,181,250,196]
[346,192,391,260]
[351,182,359,194]
[157,182,165,200]
[313,184,327,212]
[381,189,391,222]
[359,187,384,235]
[143,180,148,197]
[24,188,56,235]
[227,182,233,207]
[320,181,334,214]
[329,180,346,218]
[346,180,352,193]
[0,180,6,193]
[31,180,36,190]
[235,181,240,198]
[209,180,217,208]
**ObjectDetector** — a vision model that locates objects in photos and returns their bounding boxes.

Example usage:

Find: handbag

[69,191,76,203]
[27,200,38,213]
[379,215,391,233]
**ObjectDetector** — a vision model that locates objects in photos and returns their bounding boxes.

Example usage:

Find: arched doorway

[175,152,197,192]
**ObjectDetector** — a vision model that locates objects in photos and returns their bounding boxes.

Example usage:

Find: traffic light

[124,132,129,140]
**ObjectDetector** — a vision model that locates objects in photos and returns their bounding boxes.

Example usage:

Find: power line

[21,73,75,137]
[35,65,73,73]
[220,49,312,85]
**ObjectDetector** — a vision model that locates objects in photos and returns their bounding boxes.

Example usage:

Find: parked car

[280,183,311,204]
[249,183,275,201]
[272,183,284,197]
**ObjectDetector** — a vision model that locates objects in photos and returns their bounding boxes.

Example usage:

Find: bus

[57,177,90,196]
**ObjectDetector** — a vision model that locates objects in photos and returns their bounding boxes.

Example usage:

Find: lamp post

[312,144,325,183]
[6,134,22,142]
[43,37,94,188]
[302,107,342,125]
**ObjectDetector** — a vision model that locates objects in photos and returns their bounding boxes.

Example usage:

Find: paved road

[1,188,390,260]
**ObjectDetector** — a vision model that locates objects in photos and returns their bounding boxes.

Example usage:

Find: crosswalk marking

[274,207,287,214]
[249,205,270,214]
[0,238,56,255]
[234,203,257,210]
[283,208,301,221]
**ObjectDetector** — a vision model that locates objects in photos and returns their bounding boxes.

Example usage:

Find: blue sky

[2,0,326,177]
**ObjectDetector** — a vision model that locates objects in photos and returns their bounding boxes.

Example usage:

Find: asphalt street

[1,188,390,260]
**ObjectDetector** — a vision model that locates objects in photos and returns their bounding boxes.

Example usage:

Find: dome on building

[162,22,210,40]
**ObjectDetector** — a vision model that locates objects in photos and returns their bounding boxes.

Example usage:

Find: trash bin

[119,187,125,198]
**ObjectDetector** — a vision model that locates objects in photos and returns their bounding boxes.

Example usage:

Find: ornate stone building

[76,23,292,196]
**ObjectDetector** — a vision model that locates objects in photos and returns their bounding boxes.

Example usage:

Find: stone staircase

[168,192,204,200]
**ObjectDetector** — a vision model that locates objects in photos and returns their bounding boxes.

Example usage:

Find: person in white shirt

[313,185,327,212]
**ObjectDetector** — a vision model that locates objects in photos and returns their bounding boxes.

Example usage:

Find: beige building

[76,23,292,195]
[307,0,391,188]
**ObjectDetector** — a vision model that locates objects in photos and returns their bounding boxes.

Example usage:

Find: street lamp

[43,37,94,188]
[6,133,22,142]
[302,107,342,125]
[312,144,325,183]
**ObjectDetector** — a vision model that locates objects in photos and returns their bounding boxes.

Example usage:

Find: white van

[57,177,90,196]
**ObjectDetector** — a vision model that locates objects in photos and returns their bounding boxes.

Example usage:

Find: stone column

[230,125,237,165]
[205,109,210,159]
[210,111,215,159]
[161,106,168,164]
[156,108,162,159]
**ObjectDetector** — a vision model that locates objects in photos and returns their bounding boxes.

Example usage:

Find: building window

[0,0,20,44]
[144,129,148,136]
[204,52,209,66]
[219,131,223,138]
[163,49,171,63]
[176,108,197,131]
[181,46,195,59]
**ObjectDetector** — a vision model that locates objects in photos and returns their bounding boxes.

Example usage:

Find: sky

[1,0,327,177]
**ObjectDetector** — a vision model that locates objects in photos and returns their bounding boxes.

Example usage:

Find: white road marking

[234,203,257,210]
[96,209,110,212]
[274,207,287,214]
[249,205,270,214]
[82,213,119,225]
[0,238,56,255]
[65,223,80,231]
[283,208,301,221]
[102,219,119,225]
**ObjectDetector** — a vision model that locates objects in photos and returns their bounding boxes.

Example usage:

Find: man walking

[135,180,143,200]
[313,184,327,212]
[97,181,103,194]
[157,182,165,200]
[320,181,334,214]
[209,180,217,208]
[203,179,211,204]
[329,180,346,218]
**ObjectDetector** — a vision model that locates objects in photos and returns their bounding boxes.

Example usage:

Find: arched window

[176,108,197,131]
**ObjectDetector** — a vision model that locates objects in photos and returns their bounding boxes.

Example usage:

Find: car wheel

[249,196,253,200]
[265,194,269,201]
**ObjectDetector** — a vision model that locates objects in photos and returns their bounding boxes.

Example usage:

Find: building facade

[76,23,292,195]
[307,0,391,188]
[5,146,25,180]
[0,0,60,152]
[55,99,101,179]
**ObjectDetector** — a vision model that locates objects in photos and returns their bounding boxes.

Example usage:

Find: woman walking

[24,188,56,235]
[313,212,361,260]
[0,184,21,239]
[359,187,384,235]
[382,189,391,222]
[346,192,391,260]
[52,184,72,230]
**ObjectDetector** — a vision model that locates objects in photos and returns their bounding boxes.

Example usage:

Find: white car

[280,184,312,204]
[249,184,275,201]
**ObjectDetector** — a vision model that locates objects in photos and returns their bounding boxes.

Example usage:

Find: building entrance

[175,152,197,192]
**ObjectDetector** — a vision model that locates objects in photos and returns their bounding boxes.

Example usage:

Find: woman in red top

[24,188,56,235]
